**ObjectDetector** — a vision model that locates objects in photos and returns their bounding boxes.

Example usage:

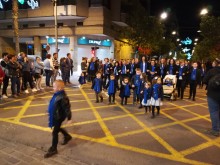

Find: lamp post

[53,0,58,54]
[160,12,168,20]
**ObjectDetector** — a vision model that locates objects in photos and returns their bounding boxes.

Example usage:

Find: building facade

[0,0,134,71]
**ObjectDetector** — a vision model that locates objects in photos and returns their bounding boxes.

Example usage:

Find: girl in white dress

[141,81,152,114]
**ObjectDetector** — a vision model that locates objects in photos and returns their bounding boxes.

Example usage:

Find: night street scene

[0,0,220,164]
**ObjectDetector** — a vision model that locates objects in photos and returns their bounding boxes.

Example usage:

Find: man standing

[51,53,59,85]
[203,58,220,137]
[66,53,73,84]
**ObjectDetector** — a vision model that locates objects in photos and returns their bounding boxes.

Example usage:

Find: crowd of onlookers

[0,52,73,99]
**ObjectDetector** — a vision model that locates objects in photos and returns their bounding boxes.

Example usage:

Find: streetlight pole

[54,0,58,54]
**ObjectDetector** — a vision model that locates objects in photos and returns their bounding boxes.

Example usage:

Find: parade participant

[88,57,98,83]
[105,74,119,104]
[139,56,148,75]
[188,62,201,101]
[141,81,152,114]
[103,58,111,85]
[166,59,177,75]
[91,72,104,103]
[78,72,86,87]
[159,58,167,80]
[176,59,187,99]
[113,61,121,82]
[131,68,143,107]
[120,60,130,84]
[119,77,131,105]
[129,58,136,79]
[151,77,163,119]
[148,60,159,81]
[200,63,206,89]
[1,52,9,99]
[44,80,72,158]
[34,57,44,90]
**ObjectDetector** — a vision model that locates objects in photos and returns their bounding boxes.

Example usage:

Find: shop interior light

[82,36,86,39]
[62,36,65,38]
[46,36,49,39]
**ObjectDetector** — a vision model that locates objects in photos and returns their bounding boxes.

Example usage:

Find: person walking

[44,54,54,87]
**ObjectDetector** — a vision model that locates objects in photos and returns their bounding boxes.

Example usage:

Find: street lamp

[200,8,208,15]
[160,12,168,20]
[172,31,176,35]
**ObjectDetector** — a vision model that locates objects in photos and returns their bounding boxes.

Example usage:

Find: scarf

[153,84,160,100]
[169,65,173,74]
[143,88,151,104]
[160,65,164,76]
[140,62,146,73]
[179,66,183,76]
[130,64,134,74]
[124,84,130,96]
[90,62,95,71]
[114,66,118,75]
[48,90,64,128]
[94,78,101,93]
[104,64,109,74]
[191,69,197,80]
[108,80,115,95]
[122,65,126,74]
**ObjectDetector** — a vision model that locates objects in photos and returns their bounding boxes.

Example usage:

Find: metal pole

[54,0,58,54]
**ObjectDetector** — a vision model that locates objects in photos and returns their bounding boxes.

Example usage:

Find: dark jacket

[7,61,21,77]
[176,65,187,81]
[105,79,119,94]
[49,91,71,127]
[188,67,201,84]
[166,64,178,75]
[119,82,131,98]
[91,78,103,92]
[203,66,220,102]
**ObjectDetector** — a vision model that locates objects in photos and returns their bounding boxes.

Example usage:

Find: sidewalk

[0,138,88,165]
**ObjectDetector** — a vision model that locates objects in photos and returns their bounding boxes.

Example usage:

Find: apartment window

[89,0,110,9]
[57,0,76,6]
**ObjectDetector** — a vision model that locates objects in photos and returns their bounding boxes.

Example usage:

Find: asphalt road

[0,82,219,165]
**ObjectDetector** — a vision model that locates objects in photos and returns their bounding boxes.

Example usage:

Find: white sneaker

[24,90,29,94]
[32,88,37,92]
[2,95,8,99]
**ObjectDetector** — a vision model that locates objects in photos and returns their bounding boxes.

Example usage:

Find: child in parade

[44,80,72,158]
[131,68,143,107]
[151,77,163,119]
[141,81,152,114]
[113,61,121,82]
[119,77,131,105]
[91,72,104,103]
[105,74,119,104]
[78,72,86,87]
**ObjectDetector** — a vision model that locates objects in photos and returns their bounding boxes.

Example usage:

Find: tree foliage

[194,16,220,61]
[120,0,167,55]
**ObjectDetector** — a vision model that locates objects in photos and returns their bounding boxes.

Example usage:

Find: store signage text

[78,37,112,47]
[47,37,70,44]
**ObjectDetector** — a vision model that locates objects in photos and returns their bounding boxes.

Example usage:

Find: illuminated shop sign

[47,37,70,44]
[77,37,112,47]
[181,37,192,45]
[0,0,39,10]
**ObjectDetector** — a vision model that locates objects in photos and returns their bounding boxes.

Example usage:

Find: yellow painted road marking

[117,102,183,157]
[14,96,34,122]
[0,117,211,165]
[80,88,117,144]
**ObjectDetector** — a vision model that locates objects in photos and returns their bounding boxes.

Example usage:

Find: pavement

[0,74,220,165]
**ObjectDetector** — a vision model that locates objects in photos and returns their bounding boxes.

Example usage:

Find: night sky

[149,0,220,40]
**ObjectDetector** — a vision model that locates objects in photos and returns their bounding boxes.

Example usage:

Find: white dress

[142,99,151,106]
[151,97,162,106]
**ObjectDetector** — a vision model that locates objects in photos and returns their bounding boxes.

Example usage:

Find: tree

[12,0,20,54]
[120,0,165,55]
[193,16,220,61]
